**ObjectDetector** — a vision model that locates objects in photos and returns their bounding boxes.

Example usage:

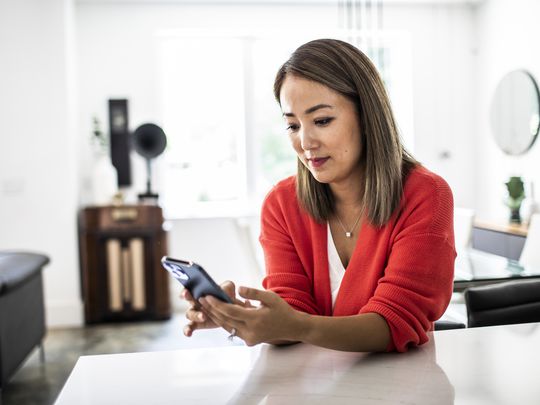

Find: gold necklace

[335,211,363,238]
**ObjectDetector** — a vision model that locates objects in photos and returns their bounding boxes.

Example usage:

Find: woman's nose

[299,128,317,151]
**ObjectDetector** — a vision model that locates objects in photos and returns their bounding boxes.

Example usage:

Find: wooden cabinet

[78,205,171,324]
[472,220,528,260]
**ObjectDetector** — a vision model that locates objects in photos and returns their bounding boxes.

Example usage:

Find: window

[158,31,412,218]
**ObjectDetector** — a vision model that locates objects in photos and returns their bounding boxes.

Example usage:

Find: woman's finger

[221,281,236,299]
[181,289,201,309]
[183,285,245,308]
[181,288,193,301]
[200,298,246,329]
[185,308,206,322]
[184,319,216,336]
[200,296,250,322]
[238,286,278,306]
[183,321,195,337]
[200,303,229,327]
[184,303,220,331]
[220,281,248,306]
[201,304,224,328]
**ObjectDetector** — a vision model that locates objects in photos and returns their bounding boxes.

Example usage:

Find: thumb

[238,286,277,306]
[221,280,236,298]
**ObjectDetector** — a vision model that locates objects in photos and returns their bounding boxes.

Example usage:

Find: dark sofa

[0,251,49,389]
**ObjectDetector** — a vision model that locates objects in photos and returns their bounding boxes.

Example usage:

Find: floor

[0,313,241,405]
[1,299,467,405]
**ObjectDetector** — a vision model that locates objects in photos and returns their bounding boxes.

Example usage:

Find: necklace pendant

[345,232,352,238]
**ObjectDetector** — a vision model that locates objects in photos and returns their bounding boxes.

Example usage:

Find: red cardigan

[260,165,456,352]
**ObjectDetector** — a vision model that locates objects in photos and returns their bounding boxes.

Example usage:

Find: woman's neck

[329,169,365,211]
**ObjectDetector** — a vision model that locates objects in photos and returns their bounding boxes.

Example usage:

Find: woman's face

[279,75,363,186]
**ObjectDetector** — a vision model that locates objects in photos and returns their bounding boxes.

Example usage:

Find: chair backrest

[464,279,540,327]
[519,213,540,268]
[454,207,475,250]
[434,320,466,330]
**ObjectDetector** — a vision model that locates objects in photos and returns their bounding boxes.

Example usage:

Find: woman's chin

[310,171,332,184]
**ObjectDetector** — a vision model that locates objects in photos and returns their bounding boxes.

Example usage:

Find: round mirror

[490,70,540,155]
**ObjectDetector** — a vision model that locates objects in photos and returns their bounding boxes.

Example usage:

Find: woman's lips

[309,157,330,168]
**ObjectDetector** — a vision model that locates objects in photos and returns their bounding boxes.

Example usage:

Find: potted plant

[505,176,525,224]
[90,116,118,205]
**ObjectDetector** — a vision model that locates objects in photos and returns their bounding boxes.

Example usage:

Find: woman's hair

[273,38,418,227]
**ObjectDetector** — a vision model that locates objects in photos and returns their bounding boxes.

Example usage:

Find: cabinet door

[78,206,170,323]
[472,228,526,260]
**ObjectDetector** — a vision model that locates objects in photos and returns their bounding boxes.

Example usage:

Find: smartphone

[160,256,233,304]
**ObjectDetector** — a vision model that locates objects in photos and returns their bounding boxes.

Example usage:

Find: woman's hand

[182,281,252,337]
[199,286,304,346]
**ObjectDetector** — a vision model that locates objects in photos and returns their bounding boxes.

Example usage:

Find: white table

[55,322,540,404]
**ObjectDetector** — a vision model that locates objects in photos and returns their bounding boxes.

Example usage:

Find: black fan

[133,123,167,201]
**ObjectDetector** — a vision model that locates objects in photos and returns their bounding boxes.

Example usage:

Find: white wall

[385,3,477,208]
[474,0,540,222]
[0,0,83,326]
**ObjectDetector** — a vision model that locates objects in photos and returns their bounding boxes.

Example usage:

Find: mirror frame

[490,69,540,156]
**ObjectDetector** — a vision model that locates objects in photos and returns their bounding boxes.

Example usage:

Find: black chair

[0,251,49,389]
[464,279,540,328]
[434,320,466,330]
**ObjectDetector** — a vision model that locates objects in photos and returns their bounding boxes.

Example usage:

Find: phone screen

[161,256,233,304]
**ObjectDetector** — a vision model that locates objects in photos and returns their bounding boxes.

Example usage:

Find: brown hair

[273,38,417,226]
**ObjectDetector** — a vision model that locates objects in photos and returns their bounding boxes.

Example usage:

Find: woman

[182,38,455,352]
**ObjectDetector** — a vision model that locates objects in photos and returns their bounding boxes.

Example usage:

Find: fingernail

[198,313,205,321]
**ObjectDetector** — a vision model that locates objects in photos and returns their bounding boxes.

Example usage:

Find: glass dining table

[453,248,540,292]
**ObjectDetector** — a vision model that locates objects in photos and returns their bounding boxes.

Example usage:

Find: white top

[55,322,540,405]
[327,223,346,308]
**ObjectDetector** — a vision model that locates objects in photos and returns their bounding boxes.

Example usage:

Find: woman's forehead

[280,76,345,115]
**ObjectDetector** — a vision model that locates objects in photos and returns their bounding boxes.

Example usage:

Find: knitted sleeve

[259,187,321,315]
[359,175,456,352]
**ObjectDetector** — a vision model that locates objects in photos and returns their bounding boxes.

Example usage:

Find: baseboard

[45,299,84,328]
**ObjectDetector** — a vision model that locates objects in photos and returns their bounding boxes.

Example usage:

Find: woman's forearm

[286,311,391,352]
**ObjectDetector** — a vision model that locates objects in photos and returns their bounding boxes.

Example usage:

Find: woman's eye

[286,123,299,132]
[315,117,334,126]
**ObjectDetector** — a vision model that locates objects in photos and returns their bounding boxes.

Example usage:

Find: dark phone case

[161,257,233,304]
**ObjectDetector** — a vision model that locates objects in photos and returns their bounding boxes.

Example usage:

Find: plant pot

[509,207,522,224]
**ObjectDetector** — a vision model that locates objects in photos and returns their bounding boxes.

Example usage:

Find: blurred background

[1,0,539,402]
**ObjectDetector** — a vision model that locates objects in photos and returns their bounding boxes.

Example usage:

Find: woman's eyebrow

[283,104,334,117]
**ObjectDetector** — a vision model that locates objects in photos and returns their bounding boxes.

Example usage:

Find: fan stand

[138,158,159,202]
